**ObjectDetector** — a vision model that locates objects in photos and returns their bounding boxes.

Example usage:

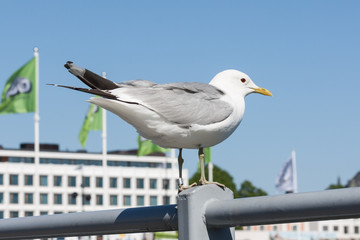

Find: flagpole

[291,150,300,240]
[292,150,298,193]
[101,72,107,167]
[208,161,213,182]
[170,149,176,158]
[34,47,40,166]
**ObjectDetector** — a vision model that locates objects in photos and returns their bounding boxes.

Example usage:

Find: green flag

[137,135,169,156]
[0,57,36,114]
[78,103,102,148]
[204,147,212,165]
[154,231,178,239]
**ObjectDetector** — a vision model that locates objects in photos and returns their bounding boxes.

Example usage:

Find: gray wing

[117,79,158,88]
[117,82,233,126]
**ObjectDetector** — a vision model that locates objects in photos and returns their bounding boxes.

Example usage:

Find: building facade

[0,144,187,239]
[242,216,360,240]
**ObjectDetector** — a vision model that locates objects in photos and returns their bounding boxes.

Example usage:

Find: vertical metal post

[177,184,235,240]
[208,162,214,182]
[101,72,107,167]
[33,47,40,166]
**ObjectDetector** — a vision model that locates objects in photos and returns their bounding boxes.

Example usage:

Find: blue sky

[0,1,359,195]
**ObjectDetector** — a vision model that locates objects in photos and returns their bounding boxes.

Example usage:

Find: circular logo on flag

[6,77,32,99]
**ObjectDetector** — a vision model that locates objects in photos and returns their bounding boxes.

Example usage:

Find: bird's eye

[241,78,246,83]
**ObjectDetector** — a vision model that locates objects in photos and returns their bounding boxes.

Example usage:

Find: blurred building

[241,217,360,240]
[347,172,360,187]
[0,143,186,240]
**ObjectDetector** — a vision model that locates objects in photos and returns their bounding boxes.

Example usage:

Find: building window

[0,174,3,185]
[10,211,18,218]
[355,226,359,234]
[54,176,62,187]
[110,195,118,206]
[83,194,91,205]
[137,196,144,206]
[334,226,339,232]
[25,193,33,204]
[10,193,19,204]
[323,225,328,231]
[25,211,33,217]
[123,195,131,206]
[136,178,144,189]
[0,193,3,203]
[40,175,48,186]
[123,178,131,189]
[292,225,297,231]
[344,226,349,234]
[40,193,48,204]
[68,176,76,187]
[0,211,3,219]
[54,194,62,205]
[150,196,157,206]
[163,196,170,205]
[150,179,157,189]
[110,177,117,188]
[273,225,278,231]
[24,175,33,186]
[163,179,170,190]
[96,195,103,205]
[68,193,77,205]
[9,174,18,185]
[40,211,48,215]
[96,177,103,188]
[82,176,90,187]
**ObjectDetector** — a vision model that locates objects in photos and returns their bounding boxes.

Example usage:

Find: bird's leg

[177,148,184,187]
[199,148,207,185]
[177,148,197,192]
[198,148,225,189]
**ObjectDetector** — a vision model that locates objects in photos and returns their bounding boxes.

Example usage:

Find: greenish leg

[198,147,225,189]
[199,148,207,185]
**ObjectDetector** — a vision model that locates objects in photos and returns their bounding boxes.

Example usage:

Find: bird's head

[209,69,272,98]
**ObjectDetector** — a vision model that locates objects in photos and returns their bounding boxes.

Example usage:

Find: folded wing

[58,61,233,127]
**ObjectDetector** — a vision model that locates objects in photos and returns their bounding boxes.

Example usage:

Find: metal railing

[0,185,360,239]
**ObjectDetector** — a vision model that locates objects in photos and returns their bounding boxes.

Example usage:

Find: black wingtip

[50,84,117,100]
[64,61,73,69]
[63,61,119,90]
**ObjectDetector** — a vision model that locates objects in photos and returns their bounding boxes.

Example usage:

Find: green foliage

[189,165,351,198]
[326,183,346,190]
[237,180,268,198]
[326,177,346,190]
[188,164,267,198]
[189,164,237,193]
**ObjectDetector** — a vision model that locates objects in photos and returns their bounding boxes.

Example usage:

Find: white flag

[275,156,294,192]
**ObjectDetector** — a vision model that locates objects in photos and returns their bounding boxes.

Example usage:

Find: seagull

[53,61,272,191]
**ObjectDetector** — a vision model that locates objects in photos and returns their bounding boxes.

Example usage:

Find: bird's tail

[64,61,119,90]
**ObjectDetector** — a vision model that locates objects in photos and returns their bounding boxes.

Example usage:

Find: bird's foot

[178,182,197,193]
[199,179,226,189]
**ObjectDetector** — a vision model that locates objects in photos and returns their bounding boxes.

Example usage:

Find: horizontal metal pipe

[205,187,360,228]
[2,187,360,239]
[0,204,178,239]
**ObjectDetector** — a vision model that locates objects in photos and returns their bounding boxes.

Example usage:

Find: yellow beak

[251,87,273,96]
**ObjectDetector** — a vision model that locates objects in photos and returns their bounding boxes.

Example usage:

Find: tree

[326,176,346,190]
[237,180,267,198]
[189,164,237,193]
